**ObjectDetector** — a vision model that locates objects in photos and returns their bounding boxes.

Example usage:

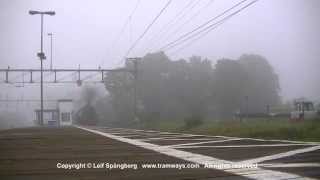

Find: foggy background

[0,0,319,128]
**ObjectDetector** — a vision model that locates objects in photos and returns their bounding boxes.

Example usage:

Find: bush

[184,115,203,129]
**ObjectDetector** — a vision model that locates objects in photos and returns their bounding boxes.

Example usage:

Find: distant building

[34,99,73,126]
[290,100,317,120]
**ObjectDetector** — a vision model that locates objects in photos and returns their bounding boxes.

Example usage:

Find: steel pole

[40,14,44,125]
[133,60,137,120]
[50,34,53,70]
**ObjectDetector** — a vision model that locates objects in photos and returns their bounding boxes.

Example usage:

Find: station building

[35,99,73,126]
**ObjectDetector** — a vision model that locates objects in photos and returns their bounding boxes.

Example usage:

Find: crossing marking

[260,163,320,168]
[76,125,316,180]
[173,144,315,149]
[240,145,320,165]
[166,138,243,148]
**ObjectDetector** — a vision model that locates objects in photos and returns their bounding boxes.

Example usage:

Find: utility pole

[29,10,55,125]
[245,95,249,119]
[266,104,270,115]
[133,60,138,121]
[302,101,305,120]
[126,57,141,122]
[6,93,8,109]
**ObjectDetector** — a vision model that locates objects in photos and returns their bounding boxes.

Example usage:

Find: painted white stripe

[75,125,315,180]
[214,135,320,145]
[173,144,313,149]
[240,145,320,165]
[159,130,195,134]
[260,163,320,168]
[120,135,147,138]
[98,127,159,133]
[140,138,218,141]
[162,134,208,138]
[167,138,243,148]
[141,135,194,139]
[109,133,136,135]
[109,132,157,136]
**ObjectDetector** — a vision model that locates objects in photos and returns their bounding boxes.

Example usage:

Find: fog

[0,0,319,128]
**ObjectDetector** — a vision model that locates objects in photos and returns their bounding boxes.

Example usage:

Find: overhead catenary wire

[145,0,195,43]
[169,18,227,56]
[166,0,259,54]
[158,0,215,48]
[150,0,203,50]
[56,72,77,82]
[5,72,27,87]
[100,0,140,67]
[145,0,200,52]
[111,0,140,50]
[159,0,249,51]
[33,71,53,82]
[81,72,101,81]
[124,0,173,58]
[8,72,25,82]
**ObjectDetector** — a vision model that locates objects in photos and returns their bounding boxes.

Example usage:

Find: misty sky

[0,0,319,102]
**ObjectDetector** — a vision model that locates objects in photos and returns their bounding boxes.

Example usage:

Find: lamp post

[29,10,55,125]
[48,33,53,70]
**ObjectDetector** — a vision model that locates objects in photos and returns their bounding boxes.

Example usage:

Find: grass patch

[140,117,320,142]
[138,120,184,132]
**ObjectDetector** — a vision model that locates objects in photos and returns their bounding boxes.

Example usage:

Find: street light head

[29,10,55,15]
[44,11,55,16]
[29,10,40,15]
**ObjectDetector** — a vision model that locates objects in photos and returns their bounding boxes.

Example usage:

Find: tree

[103,51,281,125]
[137,51,172,121]
[81,86,99,106]
[212,54,281,118]
[178,56,213,118]
[75,104,99,125]
[213,59,247,118]
[238,54,280,113]
[104,71,134,126]
[74,86,100,125]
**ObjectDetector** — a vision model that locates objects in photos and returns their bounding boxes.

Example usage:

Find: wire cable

[159,0,249,51]
[81,72,100,81]
[124,0,173,58]
[160,0,215,47]
[153,0,202,47]
[169,18,226,55]
[166,0,259,53]
[56,72,76,82]
[100,0,140,67]
[145,0,199,52]
[33,71,53,82]
[111,0,140,49]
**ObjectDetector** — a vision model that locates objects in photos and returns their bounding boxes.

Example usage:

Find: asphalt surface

[0,126,320,179]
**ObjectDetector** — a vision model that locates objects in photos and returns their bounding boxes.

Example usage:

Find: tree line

[76,52,281,126]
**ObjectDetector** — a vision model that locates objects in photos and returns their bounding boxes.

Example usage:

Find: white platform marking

[214,135,320,145]
[166,138,243,148]
[138,135,192,139]
[240,145,320,165]
[260,163,320,168]
[98,126,320,145]
[138,139,216,142]
[75,125,315,180]
[174,144,314,149]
